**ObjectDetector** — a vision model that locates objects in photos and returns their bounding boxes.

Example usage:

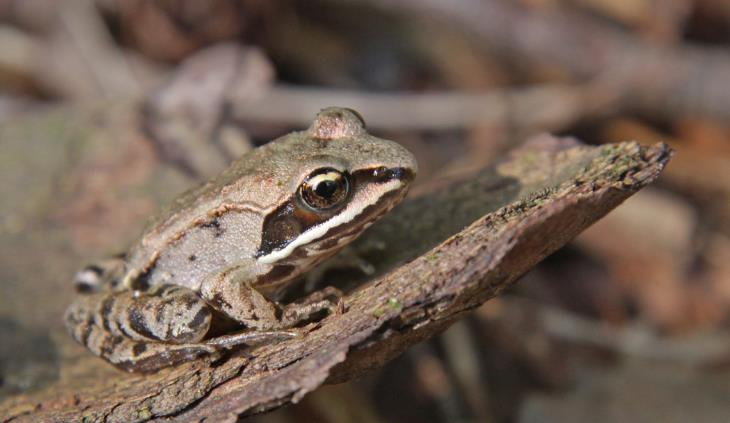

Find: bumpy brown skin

[64,107,417,372]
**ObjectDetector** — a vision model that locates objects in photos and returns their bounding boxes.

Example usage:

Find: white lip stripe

[257,180,403,264]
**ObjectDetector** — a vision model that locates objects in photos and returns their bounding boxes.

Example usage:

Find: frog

[64,107,417,372]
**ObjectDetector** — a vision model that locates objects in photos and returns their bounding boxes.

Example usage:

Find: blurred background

[1,0,729,422]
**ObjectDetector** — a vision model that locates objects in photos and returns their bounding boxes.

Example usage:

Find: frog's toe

[110,339,219,373]
[205,328,300,349]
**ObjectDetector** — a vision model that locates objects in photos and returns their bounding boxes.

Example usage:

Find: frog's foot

[281,286,344,326]
[201,270,342,330]
[72,256,126,293]
[100,330,218,373]
[206,329,300,349]
[64,284,219,371]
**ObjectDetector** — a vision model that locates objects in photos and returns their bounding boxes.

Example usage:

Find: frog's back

[121,107,416,289]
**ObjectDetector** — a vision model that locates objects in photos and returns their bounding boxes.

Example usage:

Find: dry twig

[354,0,730,121]
[231,83,613,131]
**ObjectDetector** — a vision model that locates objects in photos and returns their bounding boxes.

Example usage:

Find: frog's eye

[299,168,349,210]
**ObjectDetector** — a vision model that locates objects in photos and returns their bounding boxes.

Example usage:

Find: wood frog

[64,107,417,372]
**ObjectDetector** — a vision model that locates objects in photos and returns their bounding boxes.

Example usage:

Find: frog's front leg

[201,269,342,331]
[64,285,218,372]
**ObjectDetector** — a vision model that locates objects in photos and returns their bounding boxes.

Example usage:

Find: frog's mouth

[255,166,414,265]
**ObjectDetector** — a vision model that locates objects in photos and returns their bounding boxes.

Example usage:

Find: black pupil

[300,169,348,210]
[314,180,339,198]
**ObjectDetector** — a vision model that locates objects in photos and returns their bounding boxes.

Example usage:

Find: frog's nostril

[388,168,405,180]
[387,167,414,182]
[372,167,409,181]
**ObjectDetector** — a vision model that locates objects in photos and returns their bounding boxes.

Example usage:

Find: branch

[230,83,614,131]
[354,0,730,122]
[0,135,670,422]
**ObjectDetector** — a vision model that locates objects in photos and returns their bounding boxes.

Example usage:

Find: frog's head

[255,107,417,266]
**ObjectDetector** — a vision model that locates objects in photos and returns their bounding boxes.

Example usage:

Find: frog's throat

[256,179,403,265]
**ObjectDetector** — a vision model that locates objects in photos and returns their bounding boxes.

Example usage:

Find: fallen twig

[231,83,613,131]
[355,0,730,121]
